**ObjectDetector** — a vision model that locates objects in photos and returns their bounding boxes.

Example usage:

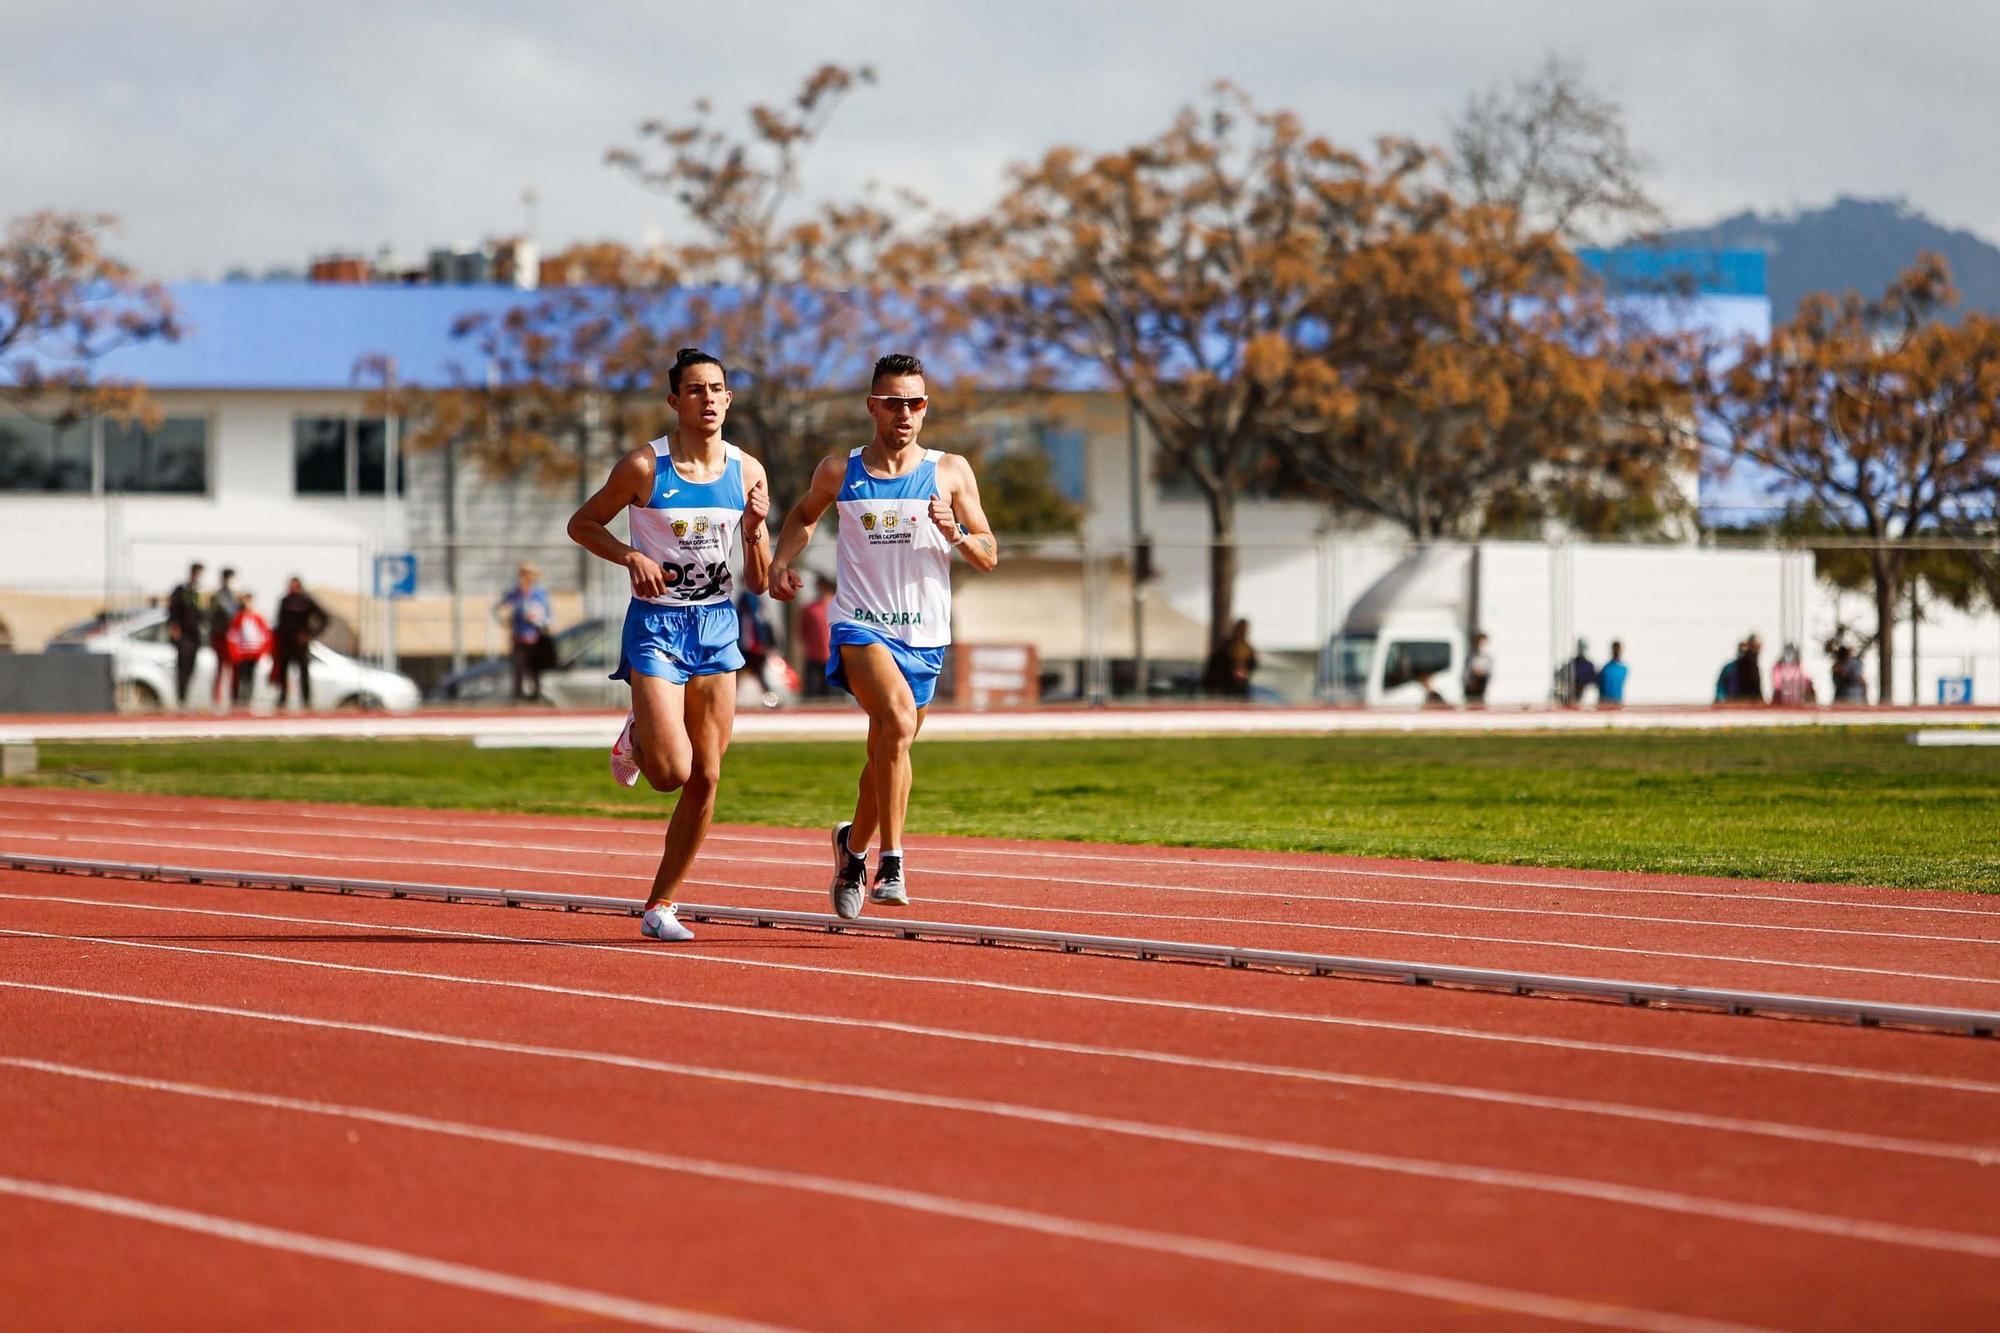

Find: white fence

[4,531,1996,708]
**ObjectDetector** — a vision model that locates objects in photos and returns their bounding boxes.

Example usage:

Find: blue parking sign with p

[374,553,418,599]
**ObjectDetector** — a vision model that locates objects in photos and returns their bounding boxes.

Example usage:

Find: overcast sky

[6,0,1997,280]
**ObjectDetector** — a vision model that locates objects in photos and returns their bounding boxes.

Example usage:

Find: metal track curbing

[5,850,1994,1038]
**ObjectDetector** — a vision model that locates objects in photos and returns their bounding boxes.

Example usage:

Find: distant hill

[1645,196,2000,321]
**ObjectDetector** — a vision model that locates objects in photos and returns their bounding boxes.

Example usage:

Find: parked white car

[46,608,423,713]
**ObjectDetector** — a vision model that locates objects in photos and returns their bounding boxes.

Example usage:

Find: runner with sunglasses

[769,353,999,918]
[568,347,772,942]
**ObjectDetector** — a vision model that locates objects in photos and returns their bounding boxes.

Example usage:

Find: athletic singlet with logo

[832,447,952,648]
[626,438,744,607]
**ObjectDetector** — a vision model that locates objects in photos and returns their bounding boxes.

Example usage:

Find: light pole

[1127,399,1149,700]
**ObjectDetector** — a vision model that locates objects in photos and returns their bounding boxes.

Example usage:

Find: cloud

[7,0,1999,278]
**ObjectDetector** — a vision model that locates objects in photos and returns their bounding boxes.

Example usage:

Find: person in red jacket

[225,592,273,707]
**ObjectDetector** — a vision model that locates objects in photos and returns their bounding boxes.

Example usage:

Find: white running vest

[626,439,745,607]
[831,447,952,648]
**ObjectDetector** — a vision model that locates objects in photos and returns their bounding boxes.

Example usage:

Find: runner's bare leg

[839,643,926,855]
[640,670,736,908]
[629,672,692,794]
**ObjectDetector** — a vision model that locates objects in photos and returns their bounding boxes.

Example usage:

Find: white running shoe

[640,903,694,942]
[869,859,909,907]
[830,821,868,920]
[610,712,641,788]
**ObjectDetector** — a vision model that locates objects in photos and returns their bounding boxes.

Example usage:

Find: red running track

[3,790,2000,1329]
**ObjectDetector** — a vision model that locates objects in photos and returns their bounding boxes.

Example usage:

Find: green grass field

[12,727,1999,894]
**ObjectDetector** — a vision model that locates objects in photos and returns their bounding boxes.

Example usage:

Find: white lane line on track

[10,889,1997,1099]
[0,1174,788,1332]
[13,790,1998,921]
[4,831,1993,988]
[0,1058,1765,1333]
[9,977,2000,1262]
[8,921,1989,1167]
[6,807,1995,949]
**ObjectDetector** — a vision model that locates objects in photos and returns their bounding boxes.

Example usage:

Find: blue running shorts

[611,600,745,684]
[826,621,947,709]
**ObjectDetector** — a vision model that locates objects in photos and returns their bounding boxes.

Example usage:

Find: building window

[1035,427,1087,504]
[294,416,406,497]
[0,411,207,494]
[0,415,92,492]
[104,417,208,493]
[978,417,1090,504]
[294,418,347,494]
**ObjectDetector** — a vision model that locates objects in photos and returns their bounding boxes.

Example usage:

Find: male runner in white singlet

[568,348,772,942]
[769,354,999,918]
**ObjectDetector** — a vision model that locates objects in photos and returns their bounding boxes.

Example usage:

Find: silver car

[46,607,423,713]
[431,617,623,709]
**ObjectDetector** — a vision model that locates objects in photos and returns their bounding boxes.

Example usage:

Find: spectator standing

[1830,643,1869,704]
[1597,640,1629,708]
[736,587,781,708]
[1716,641,1744,702]
[495,563,554,701]
[206,568,241,709]
[798,576,836,700]
[224,592,272,706]
[1770,643,1815,707]
[165,562,207,708]
[1557,640,1597,707]
[1462,632,1493,708]
[1202,618,1258,698]
[273,577,329,709]
[1731,634,1766,703]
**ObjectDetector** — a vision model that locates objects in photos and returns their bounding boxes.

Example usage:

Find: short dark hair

[669,347,725,394]
[871,353,925,389]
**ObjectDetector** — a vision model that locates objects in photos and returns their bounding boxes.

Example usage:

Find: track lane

[8,906,2000,1251]
[11,789,1999,930]
[7,786,1997,1329]
[18,800,2000,958]
[0,1186,732,1333]
[0,1059,1399,1332]
[4,975,1995,1332]
[10,818,1999,1008]
[7,889,2000,1167]
[10,869,2000,1097]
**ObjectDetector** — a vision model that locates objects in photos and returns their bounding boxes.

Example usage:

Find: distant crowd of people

[164,562,329,710]
[1711,633,1869,706]
[492,560,833,708]
[1524,631,1871,709]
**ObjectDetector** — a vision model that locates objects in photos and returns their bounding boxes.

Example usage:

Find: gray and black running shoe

[869,859,909,907]
[830,821,868,920]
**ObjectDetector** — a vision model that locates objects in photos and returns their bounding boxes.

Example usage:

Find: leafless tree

[1448,55,1664,243]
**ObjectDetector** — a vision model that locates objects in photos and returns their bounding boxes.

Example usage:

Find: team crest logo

[860,512,877,531]
[670,518,689,539]
[881,512,899,530]
[693,516,709,536]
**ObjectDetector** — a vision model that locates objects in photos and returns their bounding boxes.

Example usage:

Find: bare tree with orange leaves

[1,211,178,424]
[936,84,1428,653]
[606,63,915,513]
[1704,256,2000,700]
[1275,200,1700,540]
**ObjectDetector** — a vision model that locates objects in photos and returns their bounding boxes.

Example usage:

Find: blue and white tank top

[627,438,745,607]
[832,447,952,648]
